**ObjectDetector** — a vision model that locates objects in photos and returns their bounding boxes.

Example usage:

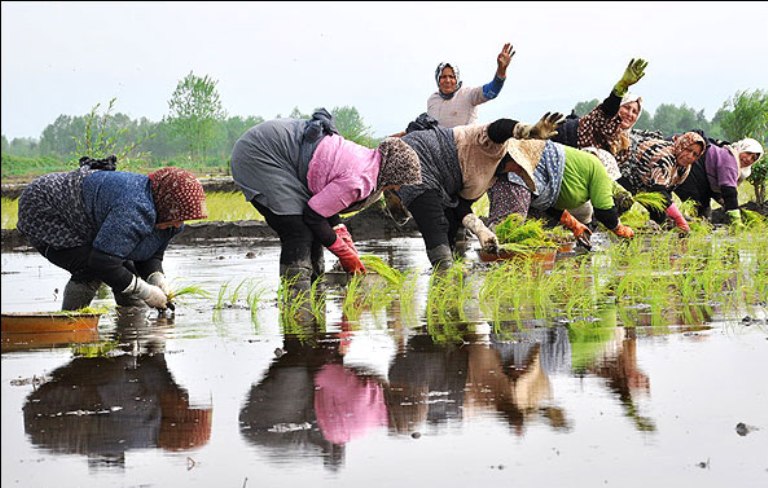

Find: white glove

[147,271,171,296]
[123,276,167,309]
[462,213,499,253]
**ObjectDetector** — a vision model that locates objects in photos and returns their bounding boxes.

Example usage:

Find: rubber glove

[665,204,690,233]
[560,209,592,248]
[147,271,171,295]
[333,223,358,254]
[613,183,635,215]
[614,58,648,97]
[123,276,167,309]
[612,224,635,239]
[462,213,499,253]
[328,238,366,274]
[512,112,565,140]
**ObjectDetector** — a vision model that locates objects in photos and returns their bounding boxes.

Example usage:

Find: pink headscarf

[148,167,208,223]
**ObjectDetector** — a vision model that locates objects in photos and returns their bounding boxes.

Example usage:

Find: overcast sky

[2,1,767,141]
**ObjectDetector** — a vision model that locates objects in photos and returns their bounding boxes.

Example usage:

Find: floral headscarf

[148,167,208,223]
[377,137,423,189]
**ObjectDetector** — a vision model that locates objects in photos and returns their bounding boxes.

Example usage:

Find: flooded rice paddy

[2,235,767,488]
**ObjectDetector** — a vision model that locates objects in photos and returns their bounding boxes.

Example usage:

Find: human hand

[612,224,635,239]
[333,223,359,254]
[129,277,168,309]
[497,42,515,75]
[530,112,566,139]
[328,238,367,275]
[665,204,690,233]
[613,184,635,214]
[614,58,648,96]
[147,271,171,296]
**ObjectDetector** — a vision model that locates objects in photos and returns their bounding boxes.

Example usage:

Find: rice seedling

[426,262,473,324]
[276,275,314,325]
[360,255,404,287]
[341,273,366,321]
[213,281,230,310]
[167,283,211,304]
[396,269,421,326]
[742,209,767,230]
[494,214,556,249]
[632,191,667,213]
[71,340,119,358]
[58,305,111,316]
[246,282,269,329]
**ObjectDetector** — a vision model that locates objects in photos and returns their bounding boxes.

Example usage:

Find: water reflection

[22,308,212,469]
[239,318,387,470]
[388,324,572,436]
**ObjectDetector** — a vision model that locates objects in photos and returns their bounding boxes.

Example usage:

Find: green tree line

[2,71,765,192]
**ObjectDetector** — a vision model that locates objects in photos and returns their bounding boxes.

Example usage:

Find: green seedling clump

[494,214,556,249]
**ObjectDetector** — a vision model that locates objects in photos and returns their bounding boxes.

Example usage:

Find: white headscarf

[728,137,764,183]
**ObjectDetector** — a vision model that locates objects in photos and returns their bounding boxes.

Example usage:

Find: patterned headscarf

[671,132,706,164]
[435,62,462,99]
[148,167,208,223]
[377,137,423,189]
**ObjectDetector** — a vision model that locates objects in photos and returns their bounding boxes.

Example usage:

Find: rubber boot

[280,262,314,323]
[61,278,101,311]
[426,244,453,272]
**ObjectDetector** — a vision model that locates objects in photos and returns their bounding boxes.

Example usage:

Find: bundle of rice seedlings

[633,192,667,212]
[495,214,555,248]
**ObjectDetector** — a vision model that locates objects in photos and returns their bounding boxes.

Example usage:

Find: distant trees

[718,89,768,203]
[2,87,762,185]
[166,71,226,162]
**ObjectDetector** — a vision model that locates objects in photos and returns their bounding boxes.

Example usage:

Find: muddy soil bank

[1,203,420,251]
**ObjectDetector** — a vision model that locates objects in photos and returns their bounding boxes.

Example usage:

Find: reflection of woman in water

[21,311,212,467]
[589,328,655,432]
[239,320,388,470]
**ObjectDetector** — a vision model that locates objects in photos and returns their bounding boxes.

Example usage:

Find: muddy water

[2,238,767,488]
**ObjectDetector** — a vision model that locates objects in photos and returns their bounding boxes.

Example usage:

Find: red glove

[612,224,635,239]
[328,238,366,274]
[333,223,358,254]
[665,204,690,233]
[560,209,592,248]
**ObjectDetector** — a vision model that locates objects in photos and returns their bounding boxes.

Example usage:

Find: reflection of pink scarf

[314,364,388,445]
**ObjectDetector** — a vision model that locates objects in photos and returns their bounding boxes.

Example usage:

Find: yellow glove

[614,58,648,97]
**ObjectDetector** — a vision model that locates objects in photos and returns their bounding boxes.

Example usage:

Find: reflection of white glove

[123,276,167,309]
[147,271,171,296]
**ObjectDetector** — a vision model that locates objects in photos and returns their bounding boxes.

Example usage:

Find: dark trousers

[36,244,141,310]
[406,190,473,251]
[673,162,713,217]
[250,201,324,282]
[37,244,138,282]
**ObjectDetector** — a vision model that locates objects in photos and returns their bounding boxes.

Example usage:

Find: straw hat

[503,139,546,193]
